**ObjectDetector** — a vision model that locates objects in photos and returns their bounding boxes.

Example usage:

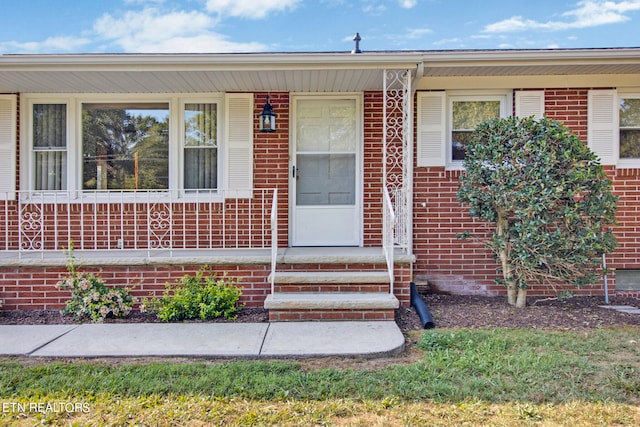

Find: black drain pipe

[410,282,435,329]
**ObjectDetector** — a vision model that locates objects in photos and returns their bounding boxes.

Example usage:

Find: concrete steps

[265,269,398,322]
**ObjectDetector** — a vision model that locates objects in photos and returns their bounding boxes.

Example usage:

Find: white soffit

[422,48,640,77]
[0,53,422,93]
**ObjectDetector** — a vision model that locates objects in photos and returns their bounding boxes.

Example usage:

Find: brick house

[0,48,639,320]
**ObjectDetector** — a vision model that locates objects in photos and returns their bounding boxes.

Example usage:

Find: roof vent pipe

[351,33,362,54]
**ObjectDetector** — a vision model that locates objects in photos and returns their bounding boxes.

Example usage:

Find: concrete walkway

[0,321,405,359]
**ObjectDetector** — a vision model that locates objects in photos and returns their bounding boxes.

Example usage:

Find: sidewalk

[0,321,405,359]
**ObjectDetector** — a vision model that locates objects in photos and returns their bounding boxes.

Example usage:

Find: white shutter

[416,92,446,167]
[224,93,254,198]
[515,90,545,119]
[588,89,617,166]
[0,95,16,201]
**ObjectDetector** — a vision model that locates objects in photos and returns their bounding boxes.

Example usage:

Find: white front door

[291,96,361,246]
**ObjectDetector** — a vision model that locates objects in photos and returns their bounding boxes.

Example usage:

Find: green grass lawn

[1,327,639,426]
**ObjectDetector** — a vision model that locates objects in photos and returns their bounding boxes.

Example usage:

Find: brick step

[264,292,399,322]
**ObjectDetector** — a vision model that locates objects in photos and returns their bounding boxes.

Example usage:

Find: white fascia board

[421,48,640,66]
[0,52,425,72]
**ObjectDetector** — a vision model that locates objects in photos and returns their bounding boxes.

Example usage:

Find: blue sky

[1,0,640,54]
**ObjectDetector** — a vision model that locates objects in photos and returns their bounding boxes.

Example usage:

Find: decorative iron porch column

[383,69,413,254]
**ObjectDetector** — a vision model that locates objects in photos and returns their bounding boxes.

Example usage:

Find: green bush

[142,268,244,321]
[56,248,135,322]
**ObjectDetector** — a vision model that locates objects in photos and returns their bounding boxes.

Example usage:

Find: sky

[0,0,639,55]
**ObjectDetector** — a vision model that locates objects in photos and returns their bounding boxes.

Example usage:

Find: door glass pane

[297,100,356,152]
[296,153,355,205]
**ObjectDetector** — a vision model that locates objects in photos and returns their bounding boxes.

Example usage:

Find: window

[184,103,218,190]
[23,94,248,199]
[451,100,501,161]
[82,103,169,190]
[33,104,67,190]
[615,269,640,291]
[448,94,509,165]
[619,96,640,160]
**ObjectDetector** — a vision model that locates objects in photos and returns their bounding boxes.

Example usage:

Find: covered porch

[0,52,420,318]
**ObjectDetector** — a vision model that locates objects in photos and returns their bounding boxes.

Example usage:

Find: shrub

[56,247,135,322]
[142,268,244,322]
[457,116,617,307]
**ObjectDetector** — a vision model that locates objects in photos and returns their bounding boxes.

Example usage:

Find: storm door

[290,97,361,246]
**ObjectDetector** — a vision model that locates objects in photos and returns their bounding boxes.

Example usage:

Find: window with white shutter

[417,91,510,169]
[22,92,251,200]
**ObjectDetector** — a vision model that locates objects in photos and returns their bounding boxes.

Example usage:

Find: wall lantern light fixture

[259,95,276,132]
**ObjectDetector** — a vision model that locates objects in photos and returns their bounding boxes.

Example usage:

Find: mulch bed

[2,294,639,332]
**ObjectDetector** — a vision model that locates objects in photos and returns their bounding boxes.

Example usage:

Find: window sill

[18,190,225,205]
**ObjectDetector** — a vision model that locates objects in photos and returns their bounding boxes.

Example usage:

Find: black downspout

[410,282,435,329]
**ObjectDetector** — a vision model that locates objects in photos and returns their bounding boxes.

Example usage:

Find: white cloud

[0,36,91,54]
[205,0,299,19]
[399,0,417,8]
[362,1,387,15]
[124,0,165,4]
[405,28,432,39]
[93,7,265,53]
[483,0,640,33]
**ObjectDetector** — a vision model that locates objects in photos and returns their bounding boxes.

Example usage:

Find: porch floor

[0,247,413,267]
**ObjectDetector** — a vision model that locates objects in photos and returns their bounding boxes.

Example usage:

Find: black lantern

[259,95,276,132]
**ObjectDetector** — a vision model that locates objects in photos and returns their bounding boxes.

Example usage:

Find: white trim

[446,91,511,169]
[22,97,72,192]
[289,93,364,247]
[617,91,640,168]
[179,96,224,194]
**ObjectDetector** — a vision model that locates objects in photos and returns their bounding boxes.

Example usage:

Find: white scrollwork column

[383,69,412,252]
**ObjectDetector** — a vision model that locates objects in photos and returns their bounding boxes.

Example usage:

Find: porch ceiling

[0,52,422,93]
[0,68,391,93]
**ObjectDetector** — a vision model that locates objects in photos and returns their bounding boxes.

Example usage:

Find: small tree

[457,116,617,307]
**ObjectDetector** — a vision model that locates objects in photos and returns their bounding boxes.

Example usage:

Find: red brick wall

[0,264,272,310]
[413,88,639,297]
[254,92,289,246]
[364,91,384,245]
[0,261,411,310]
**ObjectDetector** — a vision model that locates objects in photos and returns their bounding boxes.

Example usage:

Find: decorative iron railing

[1,189,276,255]
[270,188,278,294]
[382,186,396,295]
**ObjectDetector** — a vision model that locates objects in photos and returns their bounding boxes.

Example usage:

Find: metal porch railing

[0,189,276,255]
